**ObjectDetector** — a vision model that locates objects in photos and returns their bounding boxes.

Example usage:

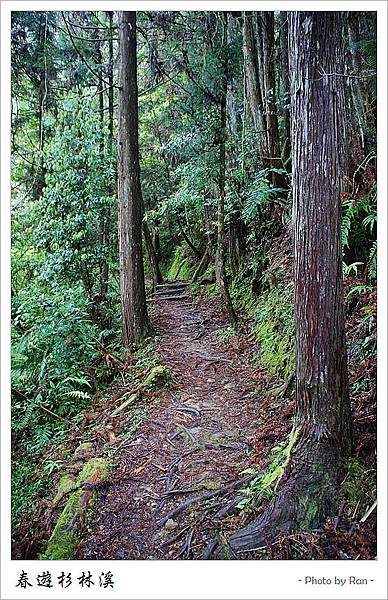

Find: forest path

[78,287,260,559]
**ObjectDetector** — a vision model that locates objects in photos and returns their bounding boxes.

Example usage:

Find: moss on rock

[40,457,109,560]
[142,365,171,391]
[253,284,295,379]
[52,474,77,506]
[167,245,194,281]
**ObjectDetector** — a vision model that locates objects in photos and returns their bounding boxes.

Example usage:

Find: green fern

[63,390,91,401]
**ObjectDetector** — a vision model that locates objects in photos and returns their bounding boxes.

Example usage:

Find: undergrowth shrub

[12,284,100,433]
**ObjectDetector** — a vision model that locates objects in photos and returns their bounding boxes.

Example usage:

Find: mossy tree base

[216,438,343,556]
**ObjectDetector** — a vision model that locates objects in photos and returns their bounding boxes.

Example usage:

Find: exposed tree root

[159,474,255,526]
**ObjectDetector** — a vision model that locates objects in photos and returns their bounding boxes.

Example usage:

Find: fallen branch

[198,439,247,451]
[38,403,81,431]
[203,539,218,559]
[360,500,377,523]
[163,487,201,497]
[111,392,141,417]
[190,351,233,364]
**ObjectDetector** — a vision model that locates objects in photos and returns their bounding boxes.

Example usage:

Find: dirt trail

[78,289,261,560]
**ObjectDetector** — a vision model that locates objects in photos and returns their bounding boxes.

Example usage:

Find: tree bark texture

[117,11,149,346]
[290,12,351,449]
[221,12,352,555]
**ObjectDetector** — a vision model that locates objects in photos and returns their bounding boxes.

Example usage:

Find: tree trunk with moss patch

[222,12,352,555]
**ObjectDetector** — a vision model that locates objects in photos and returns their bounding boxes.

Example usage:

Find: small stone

[206,378,215,383]
[164,518,178,531]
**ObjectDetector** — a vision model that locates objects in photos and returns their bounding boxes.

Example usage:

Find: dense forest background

[11,10,377,560]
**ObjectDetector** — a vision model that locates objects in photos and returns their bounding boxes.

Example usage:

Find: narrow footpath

[78,283,262,559]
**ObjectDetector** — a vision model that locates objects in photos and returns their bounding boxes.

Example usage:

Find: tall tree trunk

[226,12,243,276]
[117,11,149,346]
[107,11,114,148]
[95,40,109,304]
[242,12,267,166]
[258,12,287,189]
[33,13,48,201]
[215,13,237,326]
[222,12,351,554]
[279,12,291,170]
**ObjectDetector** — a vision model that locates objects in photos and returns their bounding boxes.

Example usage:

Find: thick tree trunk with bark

[117,11,149,346]
[220,12,352,555]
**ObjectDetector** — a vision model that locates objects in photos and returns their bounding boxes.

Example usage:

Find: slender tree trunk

[222,12,351,554]
[34,13,48,201]
[177,216,201,258]
[117,11,149,346]
[347,14,367,152]
[279,12,291,170]
[215,13,237,326]
[107,11,114,147]
[226,12,243,276]
[259,12,287,189]
[142,221,163,288]
[94,40,109,304]
[242,12,267,166]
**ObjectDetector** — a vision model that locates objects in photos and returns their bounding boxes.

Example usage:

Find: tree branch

[61,12,119,89]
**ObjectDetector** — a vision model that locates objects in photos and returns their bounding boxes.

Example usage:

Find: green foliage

[36,93,115,291]
[241,169,287,227]
[11,90,120,471]
[237,427,299,511]
[12,459,48,528]
[215,325,237,343]
[12,285,99,438]
[252,283,295,379]
[343,261,364,276]
[230,277,256,312]
[341,184,377,280]
[342,459,376,517]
